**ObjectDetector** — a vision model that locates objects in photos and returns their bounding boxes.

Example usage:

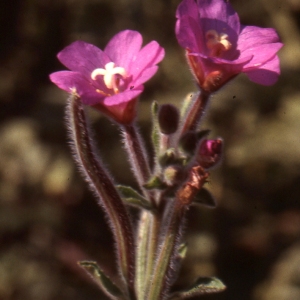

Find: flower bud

[158,104,180,134]
[197,138,223,169]
[163,165,184,186]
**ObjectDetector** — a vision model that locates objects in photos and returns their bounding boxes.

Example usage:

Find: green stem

[147,201,186,300]
[122,124,153,198]
[135,210,151,299]
[121,124,162,299]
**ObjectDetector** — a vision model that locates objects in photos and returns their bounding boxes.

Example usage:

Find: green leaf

[192,188,216,208]
[117,185,153,211]
[143,175,166,190]
[78,261,124,300]
[151,101,160,156]
[170,277,226,299]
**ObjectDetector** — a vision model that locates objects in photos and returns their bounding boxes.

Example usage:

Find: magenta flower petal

[238,26,281,50]
[50,71,89,93]
[244,56,281,86]
[241,43,283,70]
[57,41,110,78]
[132,66,159,87]
[175,0,283,92]
[130,40,165,83]
[176,0,199,21]
[104,30,143,71]
[50,71,107,105]
[198,0,240,37]
[50,30,164,124]
[102,87,144,106]
[176,16,205,54]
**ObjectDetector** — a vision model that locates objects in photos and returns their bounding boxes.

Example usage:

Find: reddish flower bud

[197,138,223,169]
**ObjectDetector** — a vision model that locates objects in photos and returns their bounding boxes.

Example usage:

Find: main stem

[121,124,161,299]
[147,202,186,300]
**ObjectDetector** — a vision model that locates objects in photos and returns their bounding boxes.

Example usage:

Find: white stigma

[206,29,232,57]
[91,62,127,90]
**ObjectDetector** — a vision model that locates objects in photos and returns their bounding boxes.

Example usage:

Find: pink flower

[50,30,165,124]
[176,0,283,92]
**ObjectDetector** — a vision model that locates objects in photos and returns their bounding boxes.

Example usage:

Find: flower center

[205,29,232,57]
[91,62,127,93]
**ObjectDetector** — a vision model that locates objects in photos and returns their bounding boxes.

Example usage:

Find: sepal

[170,277,226,299]
[78,261,124,300]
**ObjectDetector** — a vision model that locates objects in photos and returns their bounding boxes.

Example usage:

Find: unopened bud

[158,104,180,134]
[163,165,184,186]
[197,138,223,169]
[159,148,177,166]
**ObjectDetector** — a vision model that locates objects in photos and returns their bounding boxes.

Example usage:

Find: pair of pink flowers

[50,0,283,124]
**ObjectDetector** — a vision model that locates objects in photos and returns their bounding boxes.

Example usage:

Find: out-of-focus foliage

[0,0,300,299]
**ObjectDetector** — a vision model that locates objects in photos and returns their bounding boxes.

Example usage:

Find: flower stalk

[66,93,136,299]
[179,91,210,136]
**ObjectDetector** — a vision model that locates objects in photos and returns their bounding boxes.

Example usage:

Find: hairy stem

[121,124,161,299]
[179,91,210,136]
[147,201,186,300]
[66,95,136,299]
[122,124,152,197]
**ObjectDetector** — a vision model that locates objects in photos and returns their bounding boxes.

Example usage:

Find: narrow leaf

[192,187,216,208]
[117,185,153,211]
[79,261,124,300]
[123,197,153,211]
[143,175,166,190]
[170,277,226,299]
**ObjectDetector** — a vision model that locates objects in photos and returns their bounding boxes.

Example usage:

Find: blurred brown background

[1,0,300,299]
